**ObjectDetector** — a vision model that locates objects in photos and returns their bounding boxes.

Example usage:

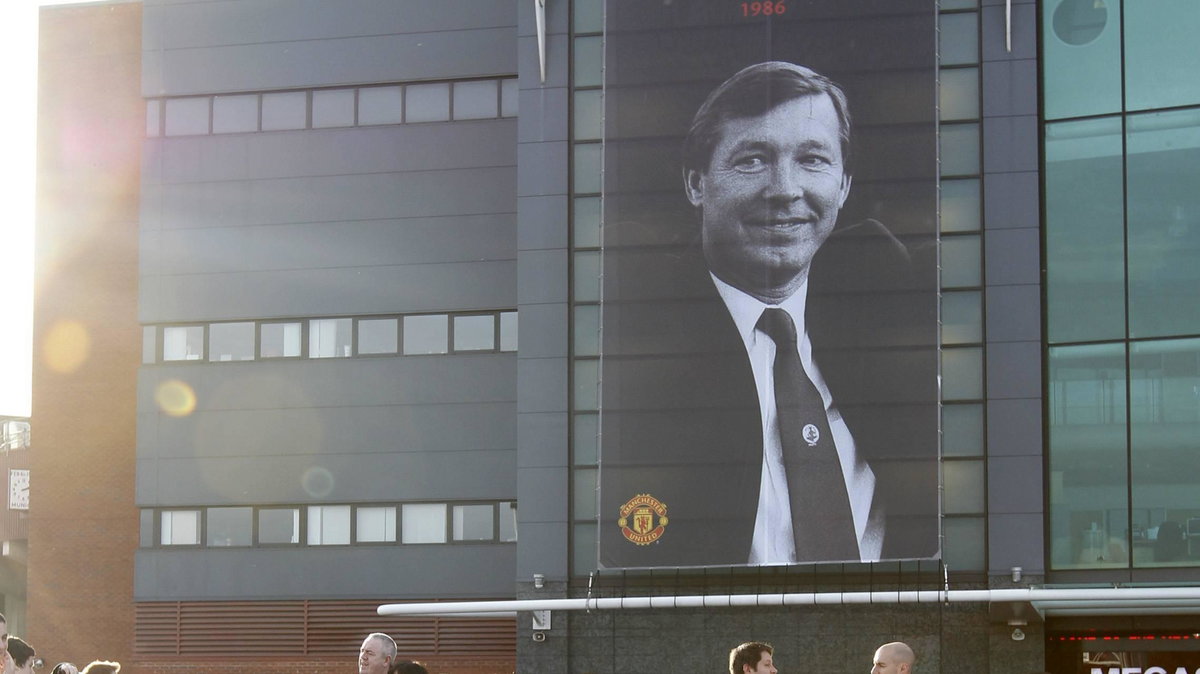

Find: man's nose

[763,161,804,202]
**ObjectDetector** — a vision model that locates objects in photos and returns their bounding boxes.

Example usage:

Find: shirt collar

[710,273,809,348]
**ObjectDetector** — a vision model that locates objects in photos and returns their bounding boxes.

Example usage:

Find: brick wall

[29,2,143,670]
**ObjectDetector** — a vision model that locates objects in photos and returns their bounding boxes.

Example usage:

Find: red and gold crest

[617,493,668,545]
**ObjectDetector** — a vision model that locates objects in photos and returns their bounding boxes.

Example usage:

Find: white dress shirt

[710,273,883,564]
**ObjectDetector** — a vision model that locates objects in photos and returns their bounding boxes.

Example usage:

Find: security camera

[532,631,547,643]
[1011,628,1026,642]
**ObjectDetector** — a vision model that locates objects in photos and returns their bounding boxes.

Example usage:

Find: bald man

[871,642,915,674]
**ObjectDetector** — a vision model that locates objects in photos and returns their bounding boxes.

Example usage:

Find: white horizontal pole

[378,586,1200,617]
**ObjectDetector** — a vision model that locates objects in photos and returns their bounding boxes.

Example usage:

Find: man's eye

[800,154,832,168]
[733,155,767,171]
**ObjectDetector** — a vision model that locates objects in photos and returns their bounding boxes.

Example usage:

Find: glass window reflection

[1130,339,1200,567]
[1042,0,1122,120]
[1048,344,1129,569]
[1126,108,1200,338]
[1045,117,1126,343]
[1124,0,1200,111]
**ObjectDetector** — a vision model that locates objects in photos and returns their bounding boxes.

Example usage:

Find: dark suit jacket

[599,219,939,568]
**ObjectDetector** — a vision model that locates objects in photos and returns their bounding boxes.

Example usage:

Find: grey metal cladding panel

[137,355,515,412]
[135,544,516,601]
[145,28,515,96]
[140,259,515,321]
[144,0,515,50]
[143,121,517,185]
[137,402,515,460]
[988,513,1044,574]
[136,447,515,504]
[142,167,516,229]
[139,215,516,277]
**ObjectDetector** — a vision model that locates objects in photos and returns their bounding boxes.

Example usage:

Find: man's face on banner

[686,92,852,302]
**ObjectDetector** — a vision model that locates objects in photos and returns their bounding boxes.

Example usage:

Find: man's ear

[837,172,853,209]
[684,167,705,207]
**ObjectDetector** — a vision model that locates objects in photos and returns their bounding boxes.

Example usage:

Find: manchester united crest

[618,493,668,545]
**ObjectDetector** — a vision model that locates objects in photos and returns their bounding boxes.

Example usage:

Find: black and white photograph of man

[599,3,939,568]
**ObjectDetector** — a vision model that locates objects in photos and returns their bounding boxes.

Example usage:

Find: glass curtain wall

[1044,0,1200,570]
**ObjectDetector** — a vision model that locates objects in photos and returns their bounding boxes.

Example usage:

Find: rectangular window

[402,503,447,544]
[164,97,210,136]
[208,322,255,362]
[500,78,518,118]
[146,100,161,136]
[206,507,252,547]
[262,91,307,131]
[161,510,200,545]
[356,506,397,543]
[258,507,300,545]
[358,85,403,125]
[312,89,355,128]
[140,509,155,547]
[261,322,301,358]
[307,505,351,545]
[405,83,450,123]
[499,311,518,352]
[309,318,353,358]
[453,80,498,120]
[357,318,399,355]
[452,504,495,541]
[403,315,448,355]
[499,502,518,542]
[142,326,157,364]
[212,94,259,133]
[453,314,495,352]
[163,325,204,361]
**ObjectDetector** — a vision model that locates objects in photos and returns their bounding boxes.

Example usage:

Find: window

[358,318,398,355]
[402,503,447,544]
[358,86,403,125]
[312,88,355,128]
[142,326,157,364]
[307,505,351,545]
[403,315,448,355]
[164,97,209,136]
[356,506,397,543]
[146,100,161,136]
[161,510,200,545]
[262,91,307,131]
[163,326,204,361]
[212,94,258,133]
[452,504,495,541]
[499,311,518,352]
[499,502,518,542]
[258,507,300,545]
[405,83,450,123]
[261,322,302,358]
[208,322,255,362]
[309,318,353,358]
[146,501,512,547]
[453,315,495,352]
[453,80,498,120]
[501,78,518,117]
[206,507,252,547]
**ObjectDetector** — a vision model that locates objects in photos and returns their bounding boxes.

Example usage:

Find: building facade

[28,0,1200,673]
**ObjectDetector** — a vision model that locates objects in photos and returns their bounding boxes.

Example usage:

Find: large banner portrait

[599,0,940,568]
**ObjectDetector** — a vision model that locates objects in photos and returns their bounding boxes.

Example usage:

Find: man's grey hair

[365,632,397,660]
[682,60,853,177]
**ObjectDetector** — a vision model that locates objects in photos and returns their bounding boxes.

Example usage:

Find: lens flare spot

[155,379,197,417]
[43,320,91,373]
[302,466,334,498]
